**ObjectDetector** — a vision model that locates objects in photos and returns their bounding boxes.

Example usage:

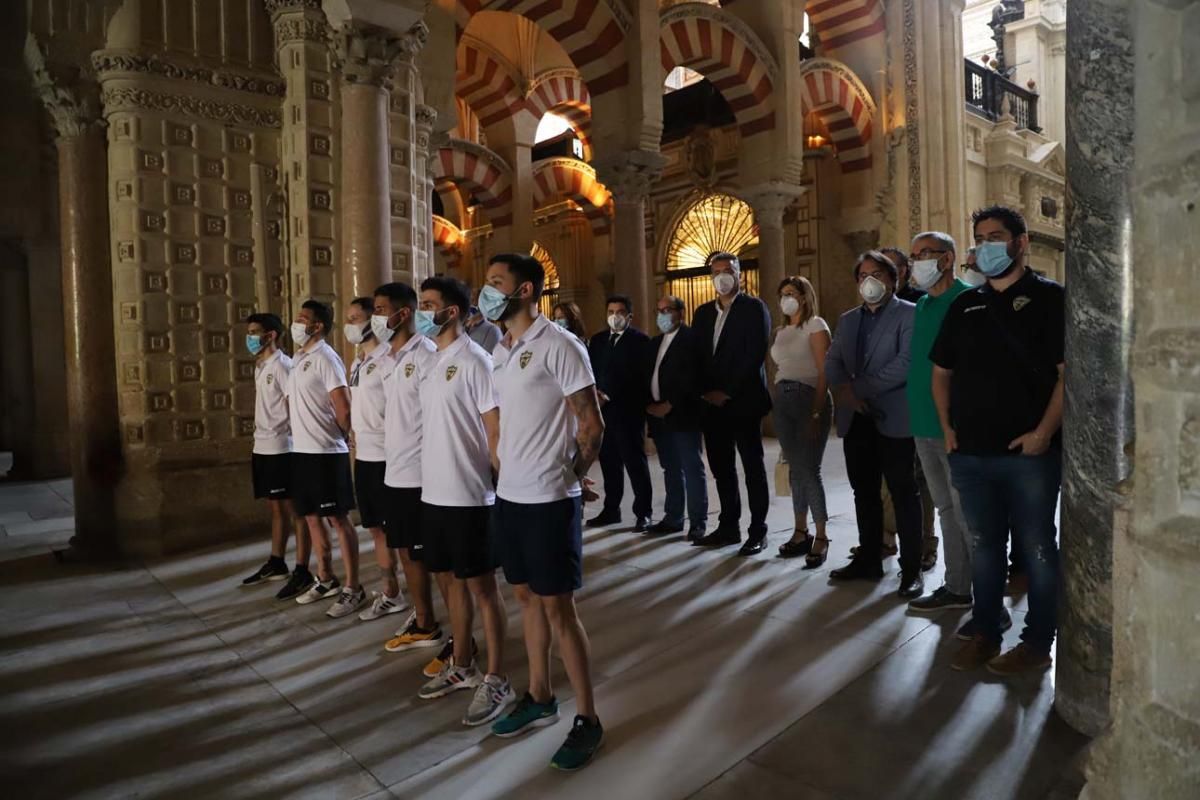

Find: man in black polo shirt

[931,205,1064,676]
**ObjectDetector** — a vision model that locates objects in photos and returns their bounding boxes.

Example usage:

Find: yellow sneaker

[383,617,443,653]
[422,636,478,678]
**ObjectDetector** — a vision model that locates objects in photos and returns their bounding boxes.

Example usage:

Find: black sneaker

[275,567,315,601]
[955,609,1013,641]
[242,557,289,586]
[908,586,973,613]
[550,715,604,771]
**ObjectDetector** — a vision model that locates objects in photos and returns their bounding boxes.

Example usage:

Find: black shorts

[354,459,388,529]
[421,503,497,580]
[290,452,355,517]
[252,453,291,500]
[494,497,582,596]
[383,486,423,553]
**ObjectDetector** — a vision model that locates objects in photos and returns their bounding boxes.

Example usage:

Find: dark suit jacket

[692,293,772,419]
[588,326,651,415]
[644,324,704,432]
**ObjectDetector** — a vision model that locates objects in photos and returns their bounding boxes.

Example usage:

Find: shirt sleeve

[930,300,960,370]
[468,353,499,415]
[550,335,596,397]
[322,350,348,392]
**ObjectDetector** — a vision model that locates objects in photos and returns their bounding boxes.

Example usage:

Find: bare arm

[566,385,605,479]
[932,365,955,453]
[481,407,500,475]
[329,386,352,439]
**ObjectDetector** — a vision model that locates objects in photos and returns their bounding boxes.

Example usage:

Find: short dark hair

[420,276,471,316]
[660,295,685,312]
[709,251,740,270]
[972,205,1028,239]
[490,253,545,300]
[351,296,374,317]
[374,281,417,310]
[301,299,333,334]
[246,312,284,337]
[880,247,909,272]
[854,250,898,282]
[605,294,633,313]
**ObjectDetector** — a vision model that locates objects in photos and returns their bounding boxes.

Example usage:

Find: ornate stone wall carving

[903,0,921,236]
[91,53,285,97]
[100,87,281,129]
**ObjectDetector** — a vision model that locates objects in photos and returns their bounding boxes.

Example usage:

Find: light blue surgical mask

[976,241,1014,277]
[414,309,447,339]
[656,312,675,335]
[553,318,569,329]
[246,334,264,355]
[478,284,513,322]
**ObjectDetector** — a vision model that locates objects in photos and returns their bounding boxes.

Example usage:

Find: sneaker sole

[908,601,973,614]
[326,601,367,619]
[384,636,445,654]
[463,694,516,727]
[296,590,337,606]
[276,583,314,601]
[550,737,604,771]
[358,603,411,622]
[492,711,560,739]
[419,680,481,700]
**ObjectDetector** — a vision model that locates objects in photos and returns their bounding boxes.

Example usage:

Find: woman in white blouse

[769,277,833,566]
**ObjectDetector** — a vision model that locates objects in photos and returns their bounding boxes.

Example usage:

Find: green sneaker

[490,692,559,738]
[550,715,604,771]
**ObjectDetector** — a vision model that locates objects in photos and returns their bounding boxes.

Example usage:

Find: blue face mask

[553,318,569,329]
[975,241,1014,277]
[656,312,675,335]
[414,309,447,339]
[478,284,513,322]
[246,334,264,355]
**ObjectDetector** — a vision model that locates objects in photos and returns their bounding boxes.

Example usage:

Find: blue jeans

[650,426,708,531]
[949,451,1062,652]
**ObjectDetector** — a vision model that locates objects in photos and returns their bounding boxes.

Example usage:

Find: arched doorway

[531,241,561,317]
[664,193,760,320]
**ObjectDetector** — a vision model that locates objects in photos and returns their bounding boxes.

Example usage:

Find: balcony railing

[964,59,1041,133]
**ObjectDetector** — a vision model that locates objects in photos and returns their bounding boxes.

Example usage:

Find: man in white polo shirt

[377,282,447,658]
[341,296,410,622]
[287,299,362,611]
[412,276,514,727]
[482,253,606,772]
[240,311,313,599]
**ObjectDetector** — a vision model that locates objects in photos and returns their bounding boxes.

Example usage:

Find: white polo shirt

[419,334,498,507]
[349,344,395,463]
[383,334,438,488]
[253,351,293,455]
[493,314,595,504]
[287,339,349,454]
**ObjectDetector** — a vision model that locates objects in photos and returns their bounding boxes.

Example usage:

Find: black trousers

[844,413,921,574]
[703,411,769,537]
[599,406,653,518]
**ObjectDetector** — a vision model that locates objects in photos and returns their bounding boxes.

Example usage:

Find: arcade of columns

[11,1,1199,796]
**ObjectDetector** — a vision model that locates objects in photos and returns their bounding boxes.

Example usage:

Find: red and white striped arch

[660,4,778,138]
[800,59,876,172]
[532,158,612,233]
[807,0,886,53]
[431,215,464,268]
[457,42,530,130]
[526,71,593,159]
[456,0,630,97]
[431,140,515,228]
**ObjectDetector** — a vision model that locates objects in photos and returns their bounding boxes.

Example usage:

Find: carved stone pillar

[384,22,431,287]
[413,103,438,281]
[26,44,120,556]
[747,184,805,319]
[596,151,666,320]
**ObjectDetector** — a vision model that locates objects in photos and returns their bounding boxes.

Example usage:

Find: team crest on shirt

[404,363,415,378]
[1013,296,1031,311]
[265,374,273,384]
[303,361,312,371]
[519,351,533,369]
[446,364,458,381]
[366,363,377,375]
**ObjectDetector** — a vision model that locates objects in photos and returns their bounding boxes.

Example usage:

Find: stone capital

[265,0,323,18]
[744,183,807,229]
[334,21,427,86]
[594,150,668,205]
[25,34,103,139]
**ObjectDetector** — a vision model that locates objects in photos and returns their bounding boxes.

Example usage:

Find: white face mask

[779,296,801,318]
[343,322,368,345]
[859,275,888,305]
[961,268,987,288]
[607,313,628,333]
[713,272,738,296]
[370,314,395,342]
[291,321,312,347]
[911,258,943,290]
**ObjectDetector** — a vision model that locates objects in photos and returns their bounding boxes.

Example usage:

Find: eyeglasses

[909,248,947,260]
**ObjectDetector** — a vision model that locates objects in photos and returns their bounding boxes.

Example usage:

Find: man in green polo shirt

[904,231,990,628]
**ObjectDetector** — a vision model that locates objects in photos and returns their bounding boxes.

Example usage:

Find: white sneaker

[326,587,367,618]
[295,577,340,605]
[358,590,409,622]
[394,611,417,637]
[463,674,515,727]
[418,661,482,699]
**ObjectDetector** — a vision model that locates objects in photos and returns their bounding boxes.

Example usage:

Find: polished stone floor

[0,440,1087,800]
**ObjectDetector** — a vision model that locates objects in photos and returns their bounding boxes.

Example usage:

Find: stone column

[26,47,120,556]
[596,151,666,319]
[747,185,805,319]
[1055,0,1134,738]
[336,24,396,302]
[384,23,431,286]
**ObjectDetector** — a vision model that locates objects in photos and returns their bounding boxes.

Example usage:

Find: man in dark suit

[645,294,708,541]
[691,252,772,555]
[587,294,653,531]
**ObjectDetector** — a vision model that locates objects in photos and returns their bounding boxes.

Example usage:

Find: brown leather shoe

[950,636,1001,671]
[986,643,1052,676]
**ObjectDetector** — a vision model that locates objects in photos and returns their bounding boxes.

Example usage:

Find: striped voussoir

[799,59,875,173]
[457,42,531,130]
[526,72,593,157]
[431,140,515,228]
[532,158,613,233]
[806,0,886,53]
